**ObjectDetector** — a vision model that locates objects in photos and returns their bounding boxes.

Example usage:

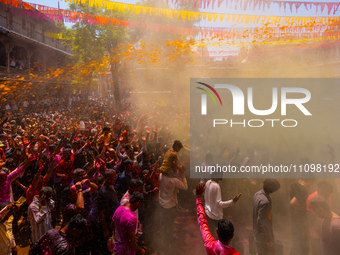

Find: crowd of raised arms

[0,98,339,255]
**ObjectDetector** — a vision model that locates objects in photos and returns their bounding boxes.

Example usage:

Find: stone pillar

[27,50,31,75]
[6,50,9,74]
[5,43,14,75]
[43,54,47,75]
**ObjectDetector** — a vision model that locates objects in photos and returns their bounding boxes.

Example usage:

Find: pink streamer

[333,3,340,14]
[314,3,319,14]
[263,1,266,12]
[267,1,271,9]
[327,3,333,15]
[9,7,69,23]
[243,0,248,11]
[303,3,308,11]
[258,1,262,11]
[288,2,293,13]
[295,3,301,13]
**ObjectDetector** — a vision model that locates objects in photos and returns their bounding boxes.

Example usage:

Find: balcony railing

[0,13,72,54]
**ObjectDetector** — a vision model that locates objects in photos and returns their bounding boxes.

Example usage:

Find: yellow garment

[160,149,178,173]
[98,133,112,148]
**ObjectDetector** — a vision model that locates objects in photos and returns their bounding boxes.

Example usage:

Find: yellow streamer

[181,11,187,20]
[65,0,340,25]
[45,32,63,39]
[142,6,148,15]
[166,9,173,18]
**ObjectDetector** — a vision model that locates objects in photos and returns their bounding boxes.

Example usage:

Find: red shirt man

[196,183,240,255]
[55,149,74,187]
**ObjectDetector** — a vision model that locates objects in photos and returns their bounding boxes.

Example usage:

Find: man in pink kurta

[0,160,30,204]
[196,183,240,255]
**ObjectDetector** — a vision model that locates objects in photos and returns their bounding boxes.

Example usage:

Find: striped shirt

[28,195,55,244]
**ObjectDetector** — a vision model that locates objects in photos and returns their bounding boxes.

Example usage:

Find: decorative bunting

[4,0,340,25]
[4,0,340,43]
[61,0,340,23]
[137,0,340,14]
[208,40,340,57]
[45,32,63,39]
[7,7,340,44]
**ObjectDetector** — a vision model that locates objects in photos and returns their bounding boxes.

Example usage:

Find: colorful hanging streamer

[4,0,340,42]
[8,7,338,42]
[45,32,63,39]
[207,40,340,58]
[61,0,340,24]
[4,0,340,26]
[141,0,340,14]
[193,34,340,48]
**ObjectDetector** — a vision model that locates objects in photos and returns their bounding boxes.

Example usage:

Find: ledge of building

[0,25,72,56]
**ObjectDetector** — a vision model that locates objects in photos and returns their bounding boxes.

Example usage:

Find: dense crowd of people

[0,98,339,255]
[0,99,186,255]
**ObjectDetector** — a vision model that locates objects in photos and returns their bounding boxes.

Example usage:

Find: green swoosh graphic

[196,87,217,105]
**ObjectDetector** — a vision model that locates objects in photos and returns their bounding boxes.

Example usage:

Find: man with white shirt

[158,163,188,252]
[204,172,241,239]
[28,186,55,243]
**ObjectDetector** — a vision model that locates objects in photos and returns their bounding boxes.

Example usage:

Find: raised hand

[75,182,82,191]
[81,179,91,187]
[196,183,205,197]
[232,193,242,203]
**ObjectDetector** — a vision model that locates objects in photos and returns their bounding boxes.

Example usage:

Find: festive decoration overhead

[8,7,338,41]
[208,39,340,56]
[2,0,340,26]
[61,0,340,24]
[3,0,340,45]
[193,34,340,48]
[140,0,340,14]
[45,32,64,39]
